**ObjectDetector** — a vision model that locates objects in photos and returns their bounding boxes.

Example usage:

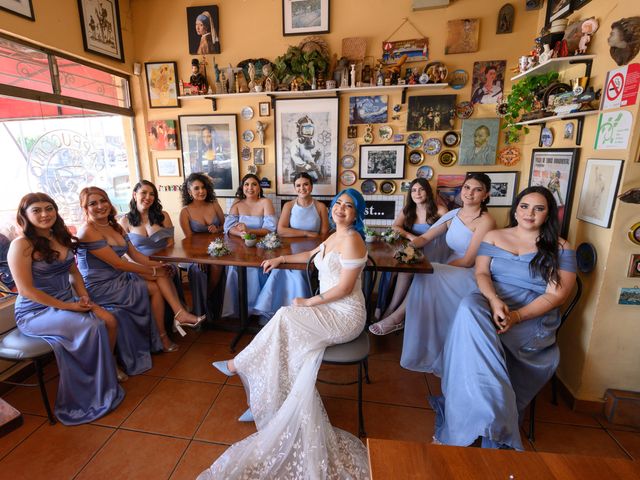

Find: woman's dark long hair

[79,186,125,236]
[126,180,165,227]
[16,192,78,262]
[403,178,440,229]
[181,173,216,206]
[508,186,561,285]
[464,172,492,213]
[235,173,264,199]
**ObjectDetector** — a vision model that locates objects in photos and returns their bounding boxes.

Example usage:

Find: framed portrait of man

[459,118,500,166]
[179,114,239,197]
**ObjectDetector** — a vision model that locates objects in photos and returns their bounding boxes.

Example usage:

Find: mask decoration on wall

[618,187,640,204]
[608,17,640,66]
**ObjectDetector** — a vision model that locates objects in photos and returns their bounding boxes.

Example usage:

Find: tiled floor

[2,329,639,479]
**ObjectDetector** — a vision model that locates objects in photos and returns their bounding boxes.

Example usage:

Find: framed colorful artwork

[359,144,406,179]
[528,148,580,237]
[145,62,181,108]
[186,5,220,54]
[146,120,178,150]
[445,18,480,54]
[459,118,500,166]
[275,97,338,195]
[178,114,239,197]
[77,0,124,61]
[576,159,624,228]
[0,0,34,20]
[436,174,466,210]
[406,95,457,132]
[470,60,506,105]
[628,254,640,278]
[282,0,330,36]
[349,96,388,125]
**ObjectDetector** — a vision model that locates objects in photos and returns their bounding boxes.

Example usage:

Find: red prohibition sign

[606,72,624,101]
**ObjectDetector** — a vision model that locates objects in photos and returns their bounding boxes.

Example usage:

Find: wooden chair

[306,251,377,438]
[528,276,583,442]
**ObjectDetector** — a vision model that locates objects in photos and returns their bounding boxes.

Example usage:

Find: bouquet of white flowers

[381,227,401,243]
[393,243,424,264]
[257,232,282,250]
[207,238,231,257]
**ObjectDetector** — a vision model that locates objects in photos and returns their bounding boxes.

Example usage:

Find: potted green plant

[502,71,559,144]
[364,225,377,243]
[274,45,328,88]
[242,232,257,247]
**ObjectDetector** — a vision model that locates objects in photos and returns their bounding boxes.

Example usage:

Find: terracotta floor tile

[2,377,58,418]
[425,373,442,397]
[363,402,435,443]
[166,342,232,383]
[530,422,629,458]
[609,430,640,460]
[0,414,46,460]
[316,363,358,399]
[368,330,404,362]
[359,358,429,408]
[91,375,160,428]
[170,440,227,480]
[195,385,256,444]
[76,429,188,480]
[195,329,253,349]
[524,383,600,428]
[595,414,640,433]
[323,395,359,437]
[122,378,221,438]
[143,346,189,377]
[174,328,200,346]
[0,422,113,480]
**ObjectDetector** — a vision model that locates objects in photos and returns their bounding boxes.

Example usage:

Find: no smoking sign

[601,64,640,110]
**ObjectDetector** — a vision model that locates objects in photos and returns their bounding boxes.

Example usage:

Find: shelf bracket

[268,94,276,110]
[568,58,593,84]
[538,122,547,147]
[401,87,408,104]
[573,115,586,146]
[210,98,217,112]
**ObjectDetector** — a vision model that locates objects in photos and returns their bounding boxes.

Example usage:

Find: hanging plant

[502,72,559,144]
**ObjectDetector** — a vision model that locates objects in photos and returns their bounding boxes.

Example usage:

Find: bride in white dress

[199,188,371,480]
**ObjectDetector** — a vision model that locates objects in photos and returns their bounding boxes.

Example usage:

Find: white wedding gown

[198,243,371,479]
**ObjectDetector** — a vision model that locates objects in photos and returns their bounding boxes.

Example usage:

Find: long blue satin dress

[222,214,277,318]
[402,208,477,375]
[253,201,322,320]
[186,218,222,317]
[376,222,451,313]
[431,243,577,450]
[77,237,160,375]
[14,252,124,425]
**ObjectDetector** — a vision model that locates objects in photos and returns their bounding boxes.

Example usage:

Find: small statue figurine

[262,63,278,92]
[248,62,256,91]
[219,71,228,94]
[214,61,222,94]
[376,66,384,86]
[190,58,207,94]
[539,44,553,63]
[577,17,599,55]
[256,121,266,146]
[350,64,356,88]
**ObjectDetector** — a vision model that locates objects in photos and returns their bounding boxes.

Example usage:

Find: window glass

[0,37,53,94]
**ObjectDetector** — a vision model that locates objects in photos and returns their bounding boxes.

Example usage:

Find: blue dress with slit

[77,237,160,375]
[431,243,576,450]
[222,214,277,318]
[402,209,478,375]
[14,252,124,425]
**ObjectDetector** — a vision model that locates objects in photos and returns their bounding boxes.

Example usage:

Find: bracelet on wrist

[281,256,286,264]
[152,266,157,277]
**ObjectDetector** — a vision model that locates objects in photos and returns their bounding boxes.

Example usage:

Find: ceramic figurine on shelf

[539,44,553,63]
[220,71,228,94]
[190,58,207,94]
[362,65,372,86]
[262,63,278,92]
[214,62,223,94]
[577,18,599,55]
[248,62,256,91]
[350,64,356,88]
[376,66,384,86]
[256,121,266,145]
[526,56,537,70]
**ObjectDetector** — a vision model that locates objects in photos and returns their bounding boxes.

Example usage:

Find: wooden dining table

[152,233,433,350]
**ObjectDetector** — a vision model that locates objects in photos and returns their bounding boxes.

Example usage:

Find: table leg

[230,266,248,352]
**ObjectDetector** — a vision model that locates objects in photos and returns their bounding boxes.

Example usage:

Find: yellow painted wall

[2,0,639,402]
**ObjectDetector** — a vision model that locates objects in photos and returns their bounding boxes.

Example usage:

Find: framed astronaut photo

[178,114,239,197]
[275,97,339,195]
[359,144,405,179]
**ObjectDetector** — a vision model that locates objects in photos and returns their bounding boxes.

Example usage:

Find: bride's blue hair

[329,188,366,239]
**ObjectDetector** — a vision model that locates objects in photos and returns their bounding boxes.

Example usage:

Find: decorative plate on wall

[438,150,457,167]
[343,139,357,154]
[341,155,356,169]
[247,164,258,174]
[424,138,442,155]
[340,170,357,186]
[576,242,597,273]
[498,146,521,166]
[378,125,393,140]
[241,106,254,120]
[361,179,377,195]
[380,180,396,194]
[541,127,554,147]
[401,181,411,192]
[449,69,468,89]
[416,165,434,180]
[407,133,424,149]
[443,131,460,147]
[241,145,251,161]
[242,130,254,142]
[455,101,474,119]
[408,150,424,165]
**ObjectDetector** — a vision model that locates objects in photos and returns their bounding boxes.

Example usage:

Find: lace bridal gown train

[198,244,371,479]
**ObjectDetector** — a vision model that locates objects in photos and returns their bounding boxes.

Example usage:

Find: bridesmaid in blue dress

[120,180,204,337]
[401,173,496,375]
[178,173,225,317]
[253,172,329,321]
[431,186,577,450]
[8,193,124,424]
[223,174,277,318]
[369,178,449,335]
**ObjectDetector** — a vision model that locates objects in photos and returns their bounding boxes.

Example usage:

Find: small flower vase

[244,238,257,247]
[365,235,376,243]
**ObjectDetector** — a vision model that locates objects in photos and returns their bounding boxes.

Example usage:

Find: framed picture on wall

[576,159,624,228]
[528,148,580,237]
[0,0,34,20]
[545,0,572,26]
[145,62,181,108]
[275,97,338,196]
[146,120,178,150]
[282,0,330,36]
[359,144,406,179]
[482,171,519,207]
[179,114,239,197]
[186,5,220,54]
[77,0,125,62]
[156,158,180,177]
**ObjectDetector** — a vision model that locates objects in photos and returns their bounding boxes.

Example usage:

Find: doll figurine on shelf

[190,58,208,94]
[577,18,599,55]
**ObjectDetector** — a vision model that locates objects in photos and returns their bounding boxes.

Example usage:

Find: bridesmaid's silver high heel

[173,309,206,337]
[160,333,179,353]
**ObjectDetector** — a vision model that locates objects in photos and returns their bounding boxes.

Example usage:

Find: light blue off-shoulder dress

[253,201,323,321]
[402,208,477,375]
[376,222,451,313]
[77,237,160,375]
[222,214,277,318]
[14,252,124,425]
[431,243,577,450]
[185,218,222,317]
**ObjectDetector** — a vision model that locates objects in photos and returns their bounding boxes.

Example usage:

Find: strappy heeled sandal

[368,319,404,336]
[173,309,206,337]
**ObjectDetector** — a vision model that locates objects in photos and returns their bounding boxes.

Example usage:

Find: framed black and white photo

[529,148,580,237]
[259,102,271,117]
[483,171,519,207]
[577,159,624,228]
[0,0,34,20]
[253,147,266,165]
[359,144,406,179]
[282,0,330,36]
[275,97,338,196]
[156,158,180,177]
[179,114,239,197]
[545,0,572,26]
[77,0,124,62]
